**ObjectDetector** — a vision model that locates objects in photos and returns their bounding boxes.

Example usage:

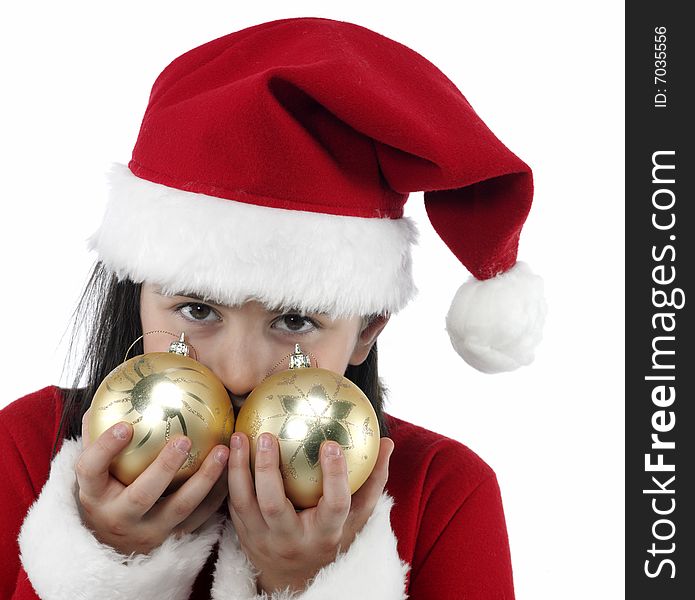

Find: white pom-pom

[445,262,547,373]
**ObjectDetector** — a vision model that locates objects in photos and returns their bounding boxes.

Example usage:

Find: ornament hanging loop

[123,330,199,362]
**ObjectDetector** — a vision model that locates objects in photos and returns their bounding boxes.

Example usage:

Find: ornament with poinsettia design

[234,344,380,509]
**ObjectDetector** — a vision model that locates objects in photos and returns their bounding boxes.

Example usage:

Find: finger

[177,464,229,533]
[227,432,267,533]
[81,409,91,450]
[75,421,132,498]
[348,438,394,521]
[159,444,230,531]
[315,442,351,535]
[253,433,297,535]
[119,436,192,518]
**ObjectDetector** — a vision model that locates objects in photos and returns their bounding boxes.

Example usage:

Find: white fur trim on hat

[18,438,224,600]
[89,165,418,317]
[445,261,547,373]
[211,493,409,599]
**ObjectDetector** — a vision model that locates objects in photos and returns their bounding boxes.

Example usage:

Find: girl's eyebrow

[155,288,221,306]
[155,288,330,318]
[273,307,331,318]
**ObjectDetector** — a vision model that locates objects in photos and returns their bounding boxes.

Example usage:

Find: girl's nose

[206,336,267,398]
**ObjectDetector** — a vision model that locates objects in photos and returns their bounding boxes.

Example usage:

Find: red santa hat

[90,17,546,373]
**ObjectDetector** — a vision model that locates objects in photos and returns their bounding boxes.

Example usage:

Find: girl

[0,17,544,599]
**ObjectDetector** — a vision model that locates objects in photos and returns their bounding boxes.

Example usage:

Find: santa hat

[90,17,546,373]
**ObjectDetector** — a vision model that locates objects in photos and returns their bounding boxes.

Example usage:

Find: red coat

[0,387,515,599]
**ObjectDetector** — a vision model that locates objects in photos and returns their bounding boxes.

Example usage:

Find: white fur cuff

[211,494,409,600]
[18,438,223,600]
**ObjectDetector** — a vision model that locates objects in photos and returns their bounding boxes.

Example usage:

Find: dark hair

[55,263,389,455]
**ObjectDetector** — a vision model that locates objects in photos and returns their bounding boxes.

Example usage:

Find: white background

[0,1,624,598]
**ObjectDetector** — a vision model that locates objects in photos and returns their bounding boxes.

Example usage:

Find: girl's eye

[272,314,318,334]
[178,303,221,323]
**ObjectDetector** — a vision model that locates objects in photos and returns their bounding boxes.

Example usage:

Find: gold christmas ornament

[88,332,234,493]
[235,344,380,509]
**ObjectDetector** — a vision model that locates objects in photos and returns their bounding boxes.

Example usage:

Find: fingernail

[215,447,230,464]
[324,442,341,457]
[258,433,272,451]
[113,423,129,440]
[230,434,242,450]
[174,437,191,453]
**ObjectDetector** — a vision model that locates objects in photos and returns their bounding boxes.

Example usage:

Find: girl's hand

[76,410,230,555]
[227,431,394,595]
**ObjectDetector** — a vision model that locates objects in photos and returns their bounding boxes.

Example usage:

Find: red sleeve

[407,474,515,599]
[0,388,62,600]
[0,418,43,599]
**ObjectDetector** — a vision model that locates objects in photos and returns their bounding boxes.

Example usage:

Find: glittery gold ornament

[88,333,234,493]
[235,344,380,509]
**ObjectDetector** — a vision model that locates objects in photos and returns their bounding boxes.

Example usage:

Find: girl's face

[139,283,388,411]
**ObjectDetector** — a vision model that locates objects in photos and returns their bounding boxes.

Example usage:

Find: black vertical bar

[626,3,694,599]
